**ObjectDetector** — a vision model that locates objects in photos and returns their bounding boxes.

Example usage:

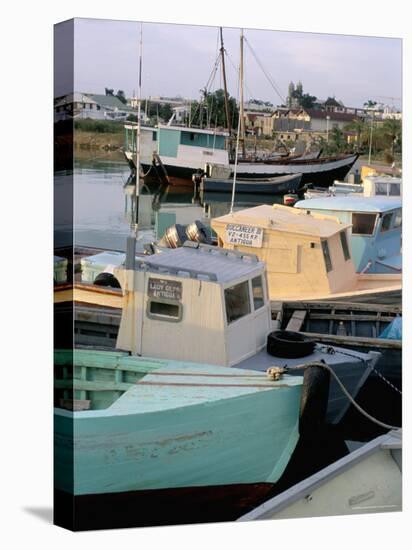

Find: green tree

[343,119,369,151]
[379,118,402,156]
[105,88,114,96]
[158,103,173,122]
[363,99,377,108]
[299,93,317,109]
[190,89,239,130]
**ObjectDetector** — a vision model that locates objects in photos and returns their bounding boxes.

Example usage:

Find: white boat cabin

[116,242,271,367]
[329,174,402,198]
[124,123,229,171]
[211,205,359,300]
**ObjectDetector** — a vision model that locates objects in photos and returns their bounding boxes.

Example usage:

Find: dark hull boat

[141,153,358,189]
[201,173,302,195]
[233,154,359,187]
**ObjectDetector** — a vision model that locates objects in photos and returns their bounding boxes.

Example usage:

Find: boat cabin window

[352,213,377,236]
[381,213,393,233]
[321,240,333,272]
[147,300,182,322]
[393,210,402,229]
[225,281,251,324]
[375,182,389,196]
[252,276,265,310]
[389,183,401,196]
[340,231,351,261]
[152,131,157,141]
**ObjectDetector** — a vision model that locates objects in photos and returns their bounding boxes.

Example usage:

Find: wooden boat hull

[141,154,357,188]
[54,352,303,529]
[54,481,273,531]
[200,173,302,195]
[238,430,402,521]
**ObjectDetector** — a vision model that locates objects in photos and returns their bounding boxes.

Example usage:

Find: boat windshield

[340,231,351,261]
[321,240,333,272]
[393,209,402,228]
[252,275,265,310]
[352,213,377,236]
[381,213,394,232]
[375,182,401,197]
[225,280,251,324]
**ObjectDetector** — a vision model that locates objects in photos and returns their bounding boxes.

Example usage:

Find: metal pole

[220,27,232,136]
[230,68,242,215]
[239,29,246,158]
[126,22,143,271]
[368,112,374,165]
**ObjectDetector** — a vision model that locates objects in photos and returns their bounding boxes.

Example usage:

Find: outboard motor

[185,220,211,244]
[158,223,188,248]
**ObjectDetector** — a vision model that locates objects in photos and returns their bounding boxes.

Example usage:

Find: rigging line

[243,37,285,104]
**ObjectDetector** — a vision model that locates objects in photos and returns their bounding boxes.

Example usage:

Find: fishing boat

[272,300,402,388]
[304,174,402,200]
[199,173,303,195]
[205,153,359,187]
[295,196,402,274]
[54,348,303,529]
[238,429,402,521]
[124,123,357,188]
[124,123,231,184]
[123,26,358,188]
[114,242,380,423]
[211,204,401,304]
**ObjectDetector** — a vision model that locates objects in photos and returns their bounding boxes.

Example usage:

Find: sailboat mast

[239,29,246,158]
[126,22,143,271]
[219,27,231,137]
[135,23,143,234]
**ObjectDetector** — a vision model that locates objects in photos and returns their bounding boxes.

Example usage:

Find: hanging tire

[299,363,330,437]
[93,272,121,289]
[267,330,315,358]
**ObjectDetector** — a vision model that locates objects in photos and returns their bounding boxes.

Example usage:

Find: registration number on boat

[225,224,263,248]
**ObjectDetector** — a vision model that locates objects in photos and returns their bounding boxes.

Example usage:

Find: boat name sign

[225,224,263,248]
[148,278,182,301]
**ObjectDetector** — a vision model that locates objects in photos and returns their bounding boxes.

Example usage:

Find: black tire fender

[93,272,121,289]
[299,362,330,437]
[267,330,315,358]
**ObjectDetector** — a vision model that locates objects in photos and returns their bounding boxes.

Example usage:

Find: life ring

[267,330,315,358]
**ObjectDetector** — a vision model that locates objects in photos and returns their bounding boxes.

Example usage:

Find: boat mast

[239,29,246,158]
[219,27,232,137]
[126,22,143,271]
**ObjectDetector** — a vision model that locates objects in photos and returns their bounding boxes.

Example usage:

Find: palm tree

[343,119,369,151]
[380,118,402,156]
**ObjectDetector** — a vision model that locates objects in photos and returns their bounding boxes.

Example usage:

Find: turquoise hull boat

[54,349,303,528]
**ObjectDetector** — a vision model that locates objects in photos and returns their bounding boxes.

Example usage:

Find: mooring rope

[284,361,401,431]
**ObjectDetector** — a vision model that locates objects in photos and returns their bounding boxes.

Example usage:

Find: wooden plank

[286,310,307,332]
[308,313,396,322]
[275,300,402,314]
[301,331,401,350]
[55,379,132,392]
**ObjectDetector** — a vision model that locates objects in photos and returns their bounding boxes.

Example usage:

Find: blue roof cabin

[295,196,402,274]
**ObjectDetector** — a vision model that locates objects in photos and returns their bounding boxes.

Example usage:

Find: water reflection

[68,157,292,251]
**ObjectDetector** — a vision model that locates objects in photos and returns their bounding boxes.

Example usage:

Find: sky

[70,18,402,109]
